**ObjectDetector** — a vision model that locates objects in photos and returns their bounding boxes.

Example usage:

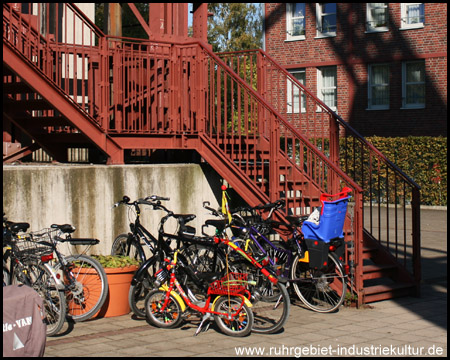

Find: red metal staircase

[3,3,421,306]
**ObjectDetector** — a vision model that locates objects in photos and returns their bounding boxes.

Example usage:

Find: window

[402,61,425,108]
[287,69,306,113]
[316,3,336,37]
[401,3,425,29]
[368,64,390,110]
[317,66,337,111]
[366,3,389,32]
[286,3,306,40]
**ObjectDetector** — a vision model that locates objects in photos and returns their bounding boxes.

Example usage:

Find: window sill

[285,36,306,42]
[401,105,425,110]
[314,33,336,39]
[400,24,424,30]
[366,107,390,111]
[365,28,389,34]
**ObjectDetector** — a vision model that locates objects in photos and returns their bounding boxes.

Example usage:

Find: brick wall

[265,3,447,137]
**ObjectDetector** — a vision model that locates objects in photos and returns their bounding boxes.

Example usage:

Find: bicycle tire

[3,260,10,286]
[291,252,346,313]
[55,254,108,322]
[229,260,290,334]
[213,296,254,337]
[128,256,161,318]
[111,233,145,263]
[145,289,183,329]
[29,264,66,336]
[181,244,226,273]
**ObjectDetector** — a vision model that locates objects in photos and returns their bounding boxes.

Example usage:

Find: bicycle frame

[157,251,251,319]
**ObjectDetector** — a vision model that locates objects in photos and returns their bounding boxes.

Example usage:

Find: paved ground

[43,209,447,357]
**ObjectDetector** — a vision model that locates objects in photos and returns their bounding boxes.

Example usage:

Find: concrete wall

[3,163,223,255]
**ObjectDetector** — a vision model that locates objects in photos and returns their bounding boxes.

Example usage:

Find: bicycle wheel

[145,289,183,328]
[56,254,108,322]
[214,296,254,337]
[111,234,145,263]
[229,260,290,334]
[291,252,346,313]
[182,244,226,273]
[129,256,161,318]
[29,264,66,336]
[3,260,10,286]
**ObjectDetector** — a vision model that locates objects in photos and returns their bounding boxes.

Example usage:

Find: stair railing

[219,49,421,287]
[3,3,105,129]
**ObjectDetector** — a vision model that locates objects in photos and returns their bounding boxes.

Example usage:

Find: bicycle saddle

[197,271,223,284]
[6,222,30,234]
[50,224,76,233]
[204,219,227,232]
[172,214,196,223]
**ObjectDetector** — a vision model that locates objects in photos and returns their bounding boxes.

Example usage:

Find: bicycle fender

[43,263,65,290]
[159,284,186,312]
[131,257,157,286]
[211,295,252,311]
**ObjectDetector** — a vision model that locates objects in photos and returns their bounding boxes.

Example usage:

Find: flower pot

[65,267,107,319]
[94,265,139,318]
[67,265,138,319]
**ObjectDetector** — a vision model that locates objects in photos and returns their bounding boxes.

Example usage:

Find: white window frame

[315,3,336,38]
[367,64,390,110]
[287,69,306,113]
[402,61,425,109]
[317,66,337,111]
[400,3,425,30]
[366,3,389,33]
[286,3,306,41]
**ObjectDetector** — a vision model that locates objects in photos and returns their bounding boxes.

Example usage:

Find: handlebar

[112,195,171,211]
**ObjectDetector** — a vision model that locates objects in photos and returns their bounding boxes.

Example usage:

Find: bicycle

[3,217,66,336]
[229,192,350,313]
[127,198,210,318]
[111,195,170,263]
[200,201,291,334]
[32,224,109,322]
[145,248,254,337]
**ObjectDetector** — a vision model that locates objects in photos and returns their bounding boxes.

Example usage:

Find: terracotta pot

[95,265,139,318]
[67,265,138,319]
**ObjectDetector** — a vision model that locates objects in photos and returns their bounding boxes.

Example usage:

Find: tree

[207,3,263,53]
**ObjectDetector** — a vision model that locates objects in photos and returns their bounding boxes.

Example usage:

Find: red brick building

[264,3,447,137]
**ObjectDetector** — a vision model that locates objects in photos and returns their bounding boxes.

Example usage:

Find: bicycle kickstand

[194,313,212,336]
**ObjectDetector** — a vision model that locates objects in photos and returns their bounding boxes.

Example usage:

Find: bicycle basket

[14,235,52,261]
[208,272,248,295]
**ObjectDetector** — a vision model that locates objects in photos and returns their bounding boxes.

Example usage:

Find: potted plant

[91,255,140,318]
[344,291,358,308]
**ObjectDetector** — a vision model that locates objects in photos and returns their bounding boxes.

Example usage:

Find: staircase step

[3,81,34,94]
[363,282,417,303]
[4,98,53,111]
[14,116,71,128]
[363,264,397,280]
[362,245,378,259]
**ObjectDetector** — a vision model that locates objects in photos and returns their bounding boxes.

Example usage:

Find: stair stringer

[357,230,419,304]
[3,41,123,164]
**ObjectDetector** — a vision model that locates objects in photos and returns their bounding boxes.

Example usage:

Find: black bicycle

[111,195,171,263]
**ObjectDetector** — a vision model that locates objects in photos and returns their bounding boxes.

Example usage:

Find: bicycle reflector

[344,264,350,275]
[41,254,53,263]
[328,245,336,252]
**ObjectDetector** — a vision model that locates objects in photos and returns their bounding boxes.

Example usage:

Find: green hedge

[341,136,447,206]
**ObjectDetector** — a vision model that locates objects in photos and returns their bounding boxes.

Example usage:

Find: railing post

[353,190,365,307]
[269,114,280,202]
[329,113,340,194]
[411,187,421,296]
